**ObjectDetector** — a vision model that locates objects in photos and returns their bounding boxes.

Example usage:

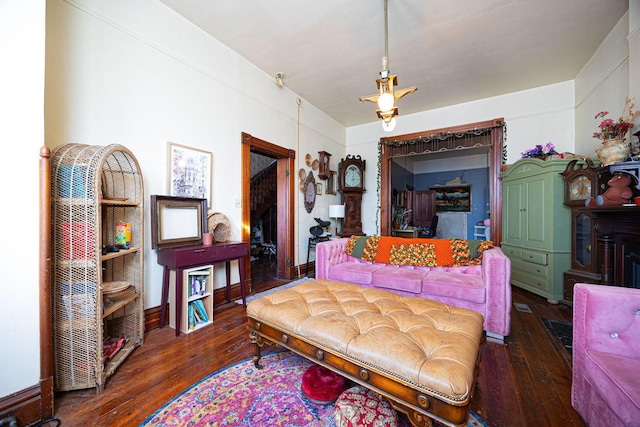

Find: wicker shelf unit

[50,143,144,392]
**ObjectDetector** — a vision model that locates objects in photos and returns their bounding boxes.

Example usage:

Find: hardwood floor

[53,264,586,427]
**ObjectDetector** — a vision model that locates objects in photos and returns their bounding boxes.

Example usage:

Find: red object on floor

[301,364,348,405]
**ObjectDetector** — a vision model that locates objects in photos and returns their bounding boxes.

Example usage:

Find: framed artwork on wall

[167,142,212,208]
[430,185,471,212]
[316,182,323,195]
[303,171,316,213]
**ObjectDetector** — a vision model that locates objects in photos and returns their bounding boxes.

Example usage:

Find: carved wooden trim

[241,132,296,280]
[379,119,504,244]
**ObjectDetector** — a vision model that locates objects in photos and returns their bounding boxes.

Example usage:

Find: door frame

[241,133,296,282]
[379,119,504,244]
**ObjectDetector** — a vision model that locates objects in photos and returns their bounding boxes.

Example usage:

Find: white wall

[347,81,575,235]
[0,0,45,397]
[45,0,347,309]
[575,11,630,155]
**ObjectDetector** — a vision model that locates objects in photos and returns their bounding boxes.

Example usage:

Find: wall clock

[303,171,316,213]
[318,151,331,180]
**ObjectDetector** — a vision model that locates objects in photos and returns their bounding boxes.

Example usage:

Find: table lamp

[329,204,345,237]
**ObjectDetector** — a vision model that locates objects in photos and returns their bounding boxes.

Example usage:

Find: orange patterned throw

[345,236,493,267]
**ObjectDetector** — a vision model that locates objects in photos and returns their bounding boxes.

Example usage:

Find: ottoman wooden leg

[249,330,263,369]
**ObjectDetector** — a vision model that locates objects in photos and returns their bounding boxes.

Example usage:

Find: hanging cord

[295,98,302,278]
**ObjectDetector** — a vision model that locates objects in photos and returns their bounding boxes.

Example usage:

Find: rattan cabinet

[50,143,144,392]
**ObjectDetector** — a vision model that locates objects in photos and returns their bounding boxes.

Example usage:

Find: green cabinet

[500,159,572,303]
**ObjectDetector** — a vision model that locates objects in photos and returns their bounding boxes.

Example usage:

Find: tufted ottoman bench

[246,279,484,427]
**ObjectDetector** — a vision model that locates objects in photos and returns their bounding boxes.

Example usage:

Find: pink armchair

[572,283,640,426]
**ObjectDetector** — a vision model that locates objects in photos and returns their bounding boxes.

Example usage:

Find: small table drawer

[158,242,248,267]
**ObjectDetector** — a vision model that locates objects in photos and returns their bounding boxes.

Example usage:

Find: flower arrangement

[521,141,560,159]
[593,97,639,142]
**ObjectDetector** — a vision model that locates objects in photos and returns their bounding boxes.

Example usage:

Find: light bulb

[382,117,397,132]
[377,92,394,112]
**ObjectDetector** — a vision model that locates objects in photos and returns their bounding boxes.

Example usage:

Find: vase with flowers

[521,141,560,160]
[593,97,638,166]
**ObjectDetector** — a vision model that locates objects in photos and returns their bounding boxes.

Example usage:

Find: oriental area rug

[140,351,488,427]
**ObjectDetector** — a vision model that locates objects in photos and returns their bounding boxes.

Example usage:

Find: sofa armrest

[481,247,512,338]
[573,283,640,359]
[571,283,640,416]
[315,238,350,279]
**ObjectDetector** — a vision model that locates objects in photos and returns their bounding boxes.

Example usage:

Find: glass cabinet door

[574,212,592,268]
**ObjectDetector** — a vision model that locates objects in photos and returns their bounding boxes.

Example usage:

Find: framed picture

[168,142,212,207]
[326,171,337,194]
[316,182,323,195]
[430,185,471,212]
[150,195,207,249]
[303,171,316,213]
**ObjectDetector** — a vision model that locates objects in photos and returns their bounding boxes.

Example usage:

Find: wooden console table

[157,241,249,336]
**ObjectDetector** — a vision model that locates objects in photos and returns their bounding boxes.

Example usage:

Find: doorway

[379,119,504,244]
[241,133,296,290]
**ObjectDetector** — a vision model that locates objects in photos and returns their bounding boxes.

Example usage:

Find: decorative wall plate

[305,154,313,167]
[299,168,307,181]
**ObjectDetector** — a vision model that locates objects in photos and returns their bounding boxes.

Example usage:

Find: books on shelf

[187,300,211,330]
[188,269,211,297]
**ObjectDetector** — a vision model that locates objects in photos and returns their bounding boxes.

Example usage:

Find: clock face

[345,165,361,187]
[570,175,591,200]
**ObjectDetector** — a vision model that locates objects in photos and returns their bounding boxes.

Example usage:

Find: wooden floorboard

[53,261,586,427]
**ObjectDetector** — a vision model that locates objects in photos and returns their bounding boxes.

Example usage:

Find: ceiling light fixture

[359,0,417,132]
[275,72,285,87]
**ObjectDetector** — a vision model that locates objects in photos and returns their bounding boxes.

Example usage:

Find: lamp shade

[329,204,345,219]
[382,117,397,132]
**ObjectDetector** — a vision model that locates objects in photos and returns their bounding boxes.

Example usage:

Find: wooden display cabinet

[560,159,602,304]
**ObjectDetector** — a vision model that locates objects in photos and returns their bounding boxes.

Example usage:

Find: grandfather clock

[560,158,602,304]
[338,155,366,236]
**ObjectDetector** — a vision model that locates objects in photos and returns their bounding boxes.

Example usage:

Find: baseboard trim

[0,380,49,427]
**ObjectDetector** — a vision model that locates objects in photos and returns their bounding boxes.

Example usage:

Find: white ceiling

[158,0,628,128]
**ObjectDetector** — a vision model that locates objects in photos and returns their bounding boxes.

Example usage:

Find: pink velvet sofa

[572,283,640,426]
[315,237,512,341]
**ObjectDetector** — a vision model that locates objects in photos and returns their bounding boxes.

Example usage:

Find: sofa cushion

[422,269,485,304]
[328,262,383,285]
[584,349,640,425]
[370,266,428,294]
